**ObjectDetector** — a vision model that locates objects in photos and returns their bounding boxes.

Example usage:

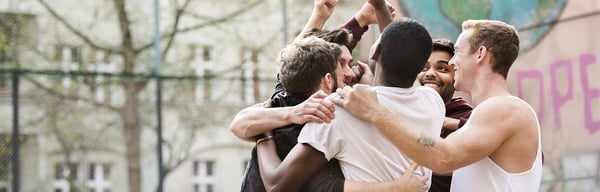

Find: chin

[453,83,461,91]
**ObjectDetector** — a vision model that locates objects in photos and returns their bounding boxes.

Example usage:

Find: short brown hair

[432,39,454,57]
[462,20,520,78]
[302,28,351,48]
[278,36,341,95]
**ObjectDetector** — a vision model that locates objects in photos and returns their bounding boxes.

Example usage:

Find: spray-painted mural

[398,0,567,51]
[396,1,600,191]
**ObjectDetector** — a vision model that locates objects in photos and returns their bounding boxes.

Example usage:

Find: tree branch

[25,76,120,112]
[135,0,265,54]
[37,0,121,55]
[112,0,136,73]
[179,0,265,33]
[161,0,193,60]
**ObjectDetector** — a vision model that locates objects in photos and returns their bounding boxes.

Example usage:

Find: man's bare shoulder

[470,96,538,133]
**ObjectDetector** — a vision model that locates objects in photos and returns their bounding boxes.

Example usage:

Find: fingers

[304,100,335,123]
[337,86,352,99]
[406,162,419,174]
[311,90,329,100]
[405,162,428,182]
[356,61,371,75]
[385,0,395,11]
[292,102,332,124]
[388,4,396,18]
[302,91,335,122]
[330,86,352,107]
[312,100,335,120]
[262,99,272,108]
[316,0,337,8]
[327,0,338,7]
[303,111,330,123]
[405,162,428,192]
[310,90,335,114]
[351,65,361,76]
[356,60,368,69]
[329,92,344,107]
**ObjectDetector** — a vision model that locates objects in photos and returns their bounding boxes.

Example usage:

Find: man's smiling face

[418,50,455,103]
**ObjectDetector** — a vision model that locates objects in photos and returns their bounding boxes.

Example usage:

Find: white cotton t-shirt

[298,86,445,183]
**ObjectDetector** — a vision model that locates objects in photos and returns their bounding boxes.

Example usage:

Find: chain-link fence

[0,68,276,192]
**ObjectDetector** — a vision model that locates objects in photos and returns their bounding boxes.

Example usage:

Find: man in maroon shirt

[417,39,473,192]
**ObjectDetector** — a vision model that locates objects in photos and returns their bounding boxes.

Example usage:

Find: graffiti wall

[396,0,600,191]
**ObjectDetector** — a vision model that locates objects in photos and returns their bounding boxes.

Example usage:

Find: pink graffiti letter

[550,60,574,128]
[516,70,545,125]
[579,53,600,134]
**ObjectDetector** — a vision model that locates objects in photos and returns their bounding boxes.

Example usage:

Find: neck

[442,91,455,104]
[467,73,511,106]
[372,71,412,88]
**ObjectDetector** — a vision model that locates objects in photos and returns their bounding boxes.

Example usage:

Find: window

[55,163,78,180]
[202,46,211,62]
[55,45,82,65]
[90,50,117,103]
[241,49,259,104]
[558,153,600,191]
[87,163,112,192]
[191,160,216,192]
[190,45,214,104]
[89,48,111,65]
[53,162,112,192]
[53,162,79,192]
[55,46,82,88]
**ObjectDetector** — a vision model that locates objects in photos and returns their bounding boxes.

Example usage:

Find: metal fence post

[153,0,164,191]
[11,69,20,192]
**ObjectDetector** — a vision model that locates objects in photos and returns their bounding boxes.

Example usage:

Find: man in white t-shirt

[256,17,445,192]
[331,19,543,192]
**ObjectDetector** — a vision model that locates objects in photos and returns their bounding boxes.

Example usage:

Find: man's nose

[425,68,436,77]
[344,68,355,79]
[449,57,457,69]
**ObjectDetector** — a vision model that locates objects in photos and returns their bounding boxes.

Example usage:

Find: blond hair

[462,20,519,78]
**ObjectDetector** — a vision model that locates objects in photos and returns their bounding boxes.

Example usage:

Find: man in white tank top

[331,19,543,192]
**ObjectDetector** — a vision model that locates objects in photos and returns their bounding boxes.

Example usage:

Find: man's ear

[322,73,333,92]
[476,46,489,63]
[370,43,381,61]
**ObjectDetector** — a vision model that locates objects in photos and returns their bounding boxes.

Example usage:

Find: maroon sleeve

[339,17,369,52]
[457,111,472,127]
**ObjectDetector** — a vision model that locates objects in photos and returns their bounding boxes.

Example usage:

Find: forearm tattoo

[417,131,436,147]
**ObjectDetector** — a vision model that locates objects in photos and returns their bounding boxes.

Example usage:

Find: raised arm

[340,1,394,52]
[298,0,338,39]
[229,91,334,142]
[369,0,395,32]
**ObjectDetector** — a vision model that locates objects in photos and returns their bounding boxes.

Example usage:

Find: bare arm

[298,0,338,39]
[229,91,334,142]
[367,0,395,32]
[330,85,517,173]
[442,117,461,131]
[257,133,328,192]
